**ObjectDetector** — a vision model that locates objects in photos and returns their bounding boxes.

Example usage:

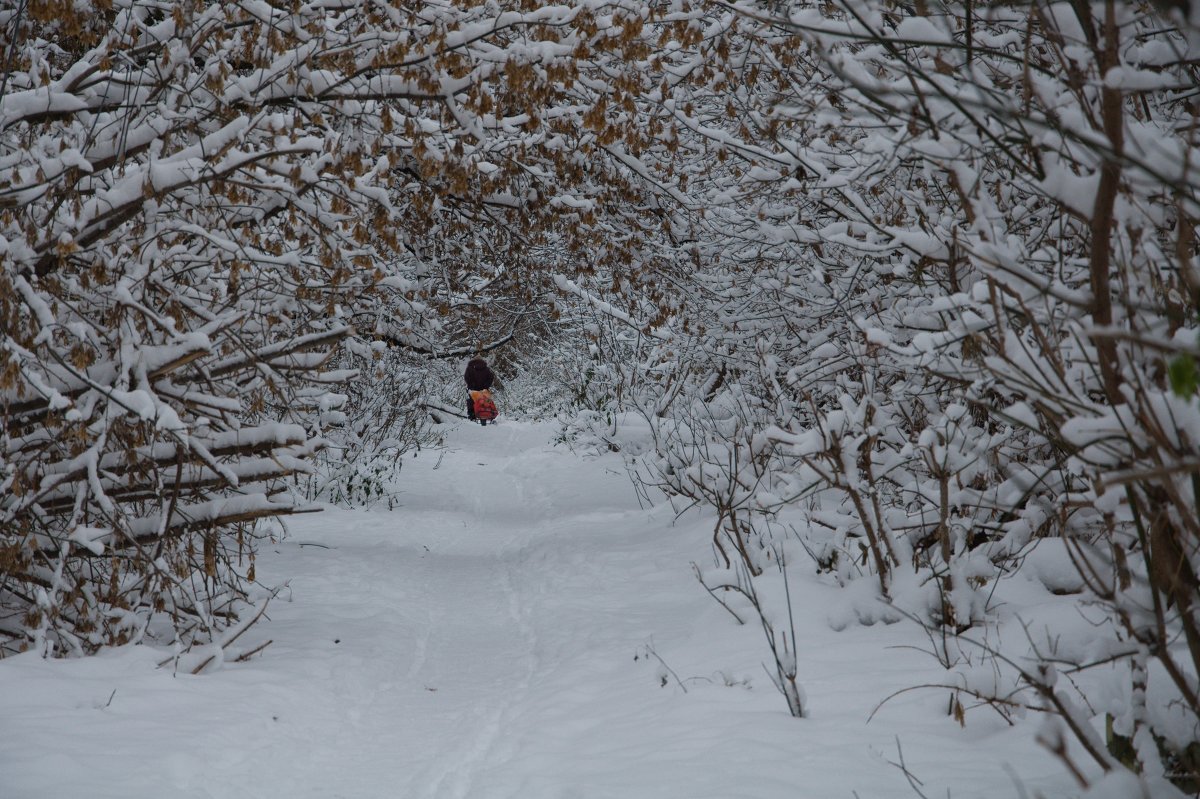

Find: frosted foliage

[552,0,1200,791]
[0,1,386,657]
[0,0,687,658]
[3,0,1200,793]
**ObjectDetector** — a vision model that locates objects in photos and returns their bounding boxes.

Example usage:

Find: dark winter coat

[464,359,495,391]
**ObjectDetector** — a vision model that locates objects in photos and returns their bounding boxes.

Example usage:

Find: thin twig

[641,642,688,694]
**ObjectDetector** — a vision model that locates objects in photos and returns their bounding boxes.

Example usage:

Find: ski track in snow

[0,421,1081,799]
[412,429,545,799]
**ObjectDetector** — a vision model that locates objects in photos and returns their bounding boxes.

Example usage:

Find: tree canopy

[2,0,1199,791]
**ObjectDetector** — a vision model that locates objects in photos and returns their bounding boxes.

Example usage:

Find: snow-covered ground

[0,420,1079,799]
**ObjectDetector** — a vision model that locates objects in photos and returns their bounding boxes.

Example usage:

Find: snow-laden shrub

[296,344,443,509]
[570,0,1200,792]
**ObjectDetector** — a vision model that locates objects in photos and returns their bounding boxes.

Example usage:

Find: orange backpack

[470,390,497,421]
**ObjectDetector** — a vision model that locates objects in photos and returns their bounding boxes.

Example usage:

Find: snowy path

[0,421,1077,799]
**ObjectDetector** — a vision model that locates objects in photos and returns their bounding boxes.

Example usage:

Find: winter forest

[2,0,1200,796]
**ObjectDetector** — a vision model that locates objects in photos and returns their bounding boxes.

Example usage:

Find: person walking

[464,357,497,425]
